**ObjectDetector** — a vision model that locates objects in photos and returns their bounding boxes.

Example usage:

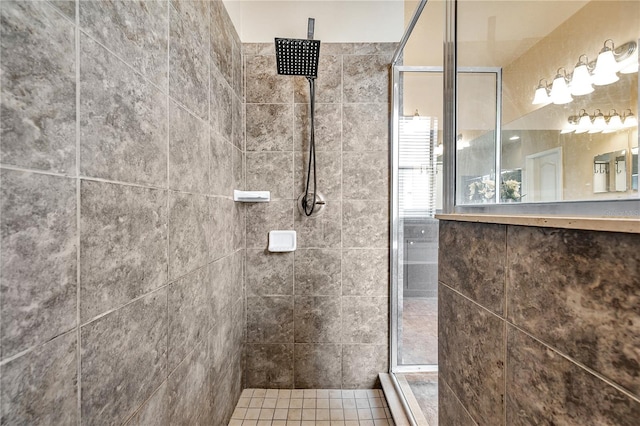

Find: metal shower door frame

[389,65,502,374]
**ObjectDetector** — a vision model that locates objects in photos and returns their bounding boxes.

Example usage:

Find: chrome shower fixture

[275,19,323,217]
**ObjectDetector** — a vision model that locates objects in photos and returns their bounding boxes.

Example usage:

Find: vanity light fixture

[566,108,637,135]
[532,79,551,105]
[622,109,637,128]
[602,110,623,133]
[569,55,594,96]
[592,39,620,85]
[550,68,573,104]
[532,40,637,105]
[574,109,592,134]
[588,109,607,133]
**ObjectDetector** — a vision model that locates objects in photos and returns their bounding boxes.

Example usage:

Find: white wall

[223,0,405,42]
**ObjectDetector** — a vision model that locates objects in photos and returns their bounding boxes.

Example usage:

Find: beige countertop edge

[435,214,640,234]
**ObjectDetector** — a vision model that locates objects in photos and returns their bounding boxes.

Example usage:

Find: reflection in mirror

[456,0,639,206]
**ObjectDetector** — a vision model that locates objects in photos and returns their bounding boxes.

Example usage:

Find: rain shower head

[275,18,321,78]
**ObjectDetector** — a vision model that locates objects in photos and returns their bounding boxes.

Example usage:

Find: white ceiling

[222,0,406,43]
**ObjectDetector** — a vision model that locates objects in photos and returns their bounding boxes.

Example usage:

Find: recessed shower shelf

[233,190,270,203]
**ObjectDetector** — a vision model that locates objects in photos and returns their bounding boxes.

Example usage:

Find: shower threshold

[379,373,436,426]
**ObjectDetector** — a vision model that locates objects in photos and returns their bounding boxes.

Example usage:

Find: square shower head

[274,37,321,78]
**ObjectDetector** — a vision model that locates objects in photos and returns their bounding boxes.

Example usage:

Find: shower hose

[302,76,317,216]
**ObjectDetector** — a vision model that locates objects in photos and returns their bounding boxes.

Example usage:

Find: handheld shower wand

[275,19,322,216]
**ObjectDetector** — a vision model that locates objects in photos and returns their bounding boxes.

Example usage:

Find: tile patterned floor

[228,389,396,426]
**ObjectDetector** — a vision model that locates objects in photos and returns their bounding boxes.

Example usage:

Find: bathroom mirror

[454,0,639,206]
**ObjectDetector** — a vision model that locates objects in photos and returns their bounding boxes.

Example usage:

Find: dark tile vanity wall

[438,219,640,425]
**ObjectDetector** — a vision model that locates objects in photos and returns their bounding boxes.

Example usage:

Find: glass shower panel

[396,71,442,367]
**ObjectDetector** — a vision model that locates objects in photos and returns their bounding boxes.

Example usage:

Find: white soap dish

[234,190,270,203]
[268,230,297,252]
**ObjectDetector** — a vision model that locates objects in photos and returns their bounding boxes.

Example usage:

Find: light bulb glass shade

[593,49,619,85]
[575,113,592,133]
[589,113,606,133]
[532,86,551,105]
[569,64,594,96]
[550,74,573,104]
[623,113,638,128]
[603,114,624,133]
[620,61,639,74]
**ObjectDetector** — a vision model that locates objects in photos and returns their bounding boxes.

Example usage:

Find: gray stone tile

[342,249,389,296]
[210,0,233,86]
[247,296,294,343]
[294,296,342,343]
[231,93,244,150]
[79,0,168,89]
[81,289,167,425]
[294,249,341,296]
[342,297,388,344]
[294,55,343,104]
[1,170,76,357]
[342,200,388,248]
[506,325,640,426]
[342,344,387,389]
[0,332,77,425]
[343,55,389,103]
[168,191,208,280]
[246,250,294,296]
[124,382,169,426]
[80,180,168,321]
[294,151,342,200]
[169,0,209,119]
[169,102,209,194]
[246,104,294,152]
[246,152,294,200]
[212,367,241,425]
[80,35,167,187]
[231,35,243,99]
[208,196,232,262]
[294,103,342,153]
[232,144,244,191]
[343,103,389,152]
[232,200,245,251]
[343,152,388,200]
[245,55,293,104]
[232,250,244,304]
[209,129,233,197]
[211,68,233,141]
[210,256,234,332]
[507,226,640,398]
[245,343,294,389]
[167,342,211,425]
[439,220,506,315]
[439,378,477,426]
[0,1,76,174]
[209,319,232,382]
[168,266,210,372]
[49,1,76,20]
[439,284,504,425]
[245,200,293,249]
[294,343,342,389]
[295,200,342,249]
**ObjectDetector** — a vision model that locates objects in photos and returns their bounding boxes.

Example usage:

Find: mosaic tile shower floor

[228,389,395,426]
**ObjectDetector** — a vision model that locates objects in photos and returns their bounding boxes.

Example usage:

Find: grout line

[74,0,82,422]
[165,0,172,381]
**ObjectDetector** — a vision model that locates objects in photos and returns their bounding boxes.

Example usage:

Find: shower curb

[379,373,413,426]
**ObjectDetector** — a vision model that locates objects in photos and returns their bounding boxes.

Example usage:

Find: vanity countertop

[435,214,640,234]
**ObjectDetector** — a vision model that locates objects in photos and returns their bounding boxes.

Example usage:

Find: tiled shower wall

[438,220,640,425]
[0,1,244,424]
[242,42,395,389]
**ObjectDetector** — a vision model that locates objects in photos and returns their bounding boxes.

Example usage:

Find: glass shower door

[391,68,442,371]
